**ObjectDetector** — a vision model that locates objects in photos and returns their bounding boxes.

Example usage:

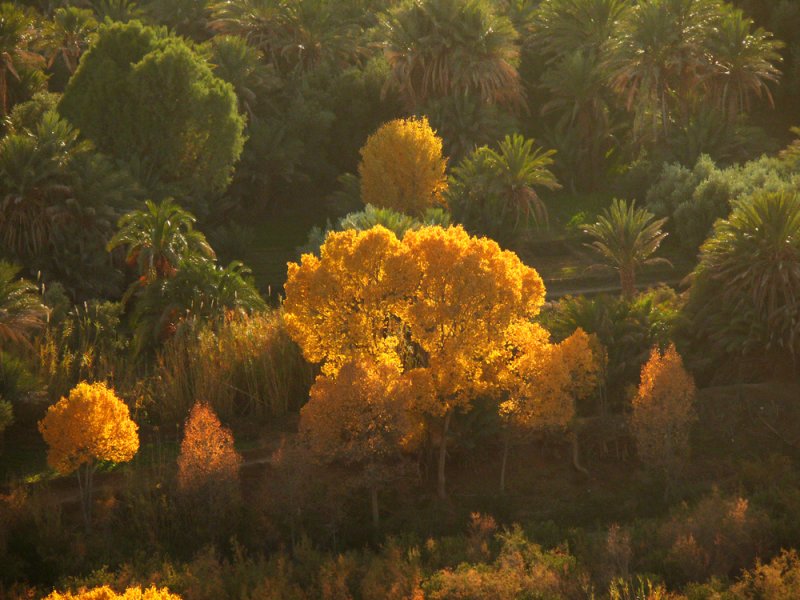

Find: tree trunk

[437,411,452,500]
[77,460,94,532]
[370,486,380,530]
[499,431,511,494]
[620,265,635,299]
[0,68,7,118]
[571,430,589,475]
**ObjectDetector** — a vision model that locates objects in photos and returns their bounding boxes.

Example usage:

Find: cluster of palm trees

[107,199,264,353]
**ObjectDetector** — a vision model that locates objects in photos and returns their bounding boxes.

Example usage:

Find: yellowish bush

[43,585,181,599]
[358,117,447,216]
[631,344,696,485]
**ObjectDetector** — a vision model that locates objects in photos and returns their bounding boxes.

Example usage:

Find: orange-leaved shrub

[177,401,242,494]
[729,549,800,598]
[300,358,423,527]
[631,344,696,487]
[658,491,774,585]
[43,585,180,599]
[175,401,243,547]
[358,117,447,216]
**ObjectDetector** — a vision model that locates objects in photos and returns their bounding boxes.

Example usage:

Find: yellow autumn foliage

[286,224,546,417]
[285,224,554,497]
[300,358,423,465]
[43,585,181,599]
[284,225,418,377]
[38,381,139,474]
[177,401,243,494]
[498,325,601,433]
[631,344,697,476]
[358,117,448,216]
[402,225,546,416]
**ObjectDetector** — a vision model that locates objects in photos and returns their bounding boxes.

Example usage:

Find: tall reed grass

[151,309,314,426]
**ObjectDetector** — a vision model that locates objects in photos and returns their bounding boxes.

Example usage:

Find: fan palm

[0,261,46,349]
[131,256,264,352]
[40,7,98,74]
[107,199,215,286]
[531,0,631,64]
[448,134,559,242]
[205,35,276,119]
[609,0,721,143]
[706,8,783,122]
[210,0,361,74]
[0,4,45,117]
[540,49,617,190]
[383,0,523,110]
[584,198,670,298]
[0,111,82,258]
[696,191,800,353]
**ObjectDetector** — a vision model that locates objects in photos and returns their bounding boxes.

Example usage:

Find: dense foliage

[1,0,799,596]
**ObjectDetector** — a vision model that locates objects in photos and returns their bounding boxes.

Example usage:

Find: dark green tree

[59,20,245,213]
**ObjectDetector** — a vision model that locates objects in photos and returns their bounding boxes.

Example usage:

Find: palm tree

[0,111,81,259]
[584,198,670,298]
[383,0,523,110]
[608,0,721,143]
[40,7,98,75]
[540,49,616,190]
[107,199,215,286]
[695,190,800,356]
[706,8,783,122]
[205,34,276,119]
[210,0,361,74]
[89,0,145,24]
[530,0,632,64]
[448,134,559,243]
[0,261,46,349]
[131,256,264,352]
[0,4,45,117]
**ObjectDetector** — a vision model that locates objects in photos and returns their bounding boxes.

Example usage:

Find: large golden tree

[285,225,589,499]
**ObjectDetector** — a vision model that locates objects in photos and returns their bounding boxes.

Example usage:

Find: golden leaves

[496,324,601,433]
[284,224,548,419]
[631,344,697,472]
[43,585,181,599]
[300,358,423,467]
[177,402,242,494]
[358,117,448,216]
[38,381,139,474]
[284,225,416,377]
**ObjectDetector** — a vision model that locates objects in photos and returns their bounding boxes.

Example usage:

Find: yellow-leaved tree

[44,585,181,599]
[631,344,697,496]
[358,117,448,216]
[284,225,419,377]
[176,401,243,544]
[496,325,602,492]
[38,381,139,528]
[401,225,544,498]
[285,224,560,499]
[300,358,423,528]
[177,401,243,494]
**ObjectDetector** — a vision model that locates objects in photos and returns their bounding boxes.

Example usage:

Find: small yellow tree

[631,344,697,493]
[300,359,422,528]
[177,401,243,494]
[358,117,448,216]
[38,381,139,528]
[496,325,601,492]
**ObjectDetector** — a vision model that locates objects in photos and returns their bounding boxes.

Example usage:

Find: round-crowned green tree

[59,20,245,212]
